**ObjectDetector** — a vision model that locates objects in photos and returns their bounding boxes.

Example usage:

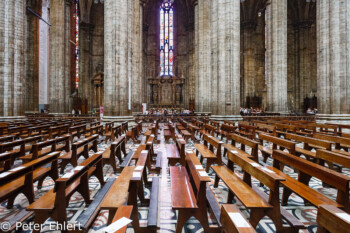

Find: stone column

[25,0,41,112]
[104,0,142,116]
[195,0,240,116]
[49,0,72,113]
[317,0,350,117]
[194,0,199,111]
[225,0,240,115]
[266,0,288,113]
[131,0,143,112]
[39,0,50,107]
[195,0,212,112]
[0,0,26,116]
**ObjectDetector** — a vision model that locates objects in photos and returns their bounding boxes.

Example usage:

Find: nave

[0,117,349,232]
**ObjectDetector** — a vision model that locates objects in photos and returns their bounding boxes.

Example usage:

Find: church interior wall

[0,0,350,118]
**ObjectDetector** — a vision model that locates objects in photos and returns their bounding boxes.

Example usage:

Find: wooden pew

[317,205,350,233]
[315,123,338,136]
[285,133,332,160]
[54,135,70,152]
[168,124,177,141]
[212,150,304,232]
[71,178,117,233]
[59,134,98,173]
[170,151,221,233]
[0,151,17,172]
[121,121,129,134]
[100,206,133,233]
[216,124,237,142]
[105,124,122,143]
[255,123,276,136]
[295,123,315,137]
[0,135,15,143]
[66,124,87,141]
[27,153,103,233]
[314,133,350,154]
[102,150,160,232]
[316,149,350,171]
[20,124,51,138]
[269,150,350,212]
[2,135,42,154]
[178,122,192,143]
[164,126,172,143]
[0,152,59,209]
[258,133,296,163]
[198,124,216,138]
[19,139,57,163]
[224,120,236,126]
[187,123,200,142]
[84,124,103,138]
[236,121,256,140]
[222,133,258,162]
[126,126,139,143]
[210,120,220,130]
[100,166,135,224]
[167,136,186,166]
[275,123,297,137]
[102,136,126,172]
[220,204,257,233]
[145,134,162,172]
[195,134,223,172]
[44,124,70,139]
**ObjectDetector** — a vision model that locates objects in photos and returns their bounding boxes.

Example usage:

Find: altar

[148,75,185,109]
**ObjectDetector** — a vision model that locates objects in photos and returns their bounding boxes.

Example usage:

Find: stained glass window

[160,1,174,76]
[75,0,79,88]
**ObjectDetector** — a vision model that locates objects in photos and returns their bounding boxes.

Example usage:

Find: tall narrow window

[160,1,174,76]
[75,0,79,88]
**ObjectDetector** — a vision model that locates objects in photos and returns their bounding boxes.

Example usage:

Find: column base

[210,115,243,122]
[102,115,134,123]
[316,114,350,124]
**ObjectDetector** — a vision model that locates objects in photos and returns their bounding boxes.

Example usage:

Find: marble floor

[0,124,347,233]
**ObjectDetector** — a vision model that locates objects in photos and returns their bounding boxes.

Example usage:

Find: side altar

[148,75,185,109]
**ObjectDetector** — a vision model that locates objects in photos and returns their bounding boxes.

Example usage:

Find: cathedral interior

[1,1,350,233]
[1,0,349,121]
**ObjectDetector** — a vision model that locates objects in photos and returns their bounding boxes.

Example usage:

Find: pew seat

[212,165,272,209]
